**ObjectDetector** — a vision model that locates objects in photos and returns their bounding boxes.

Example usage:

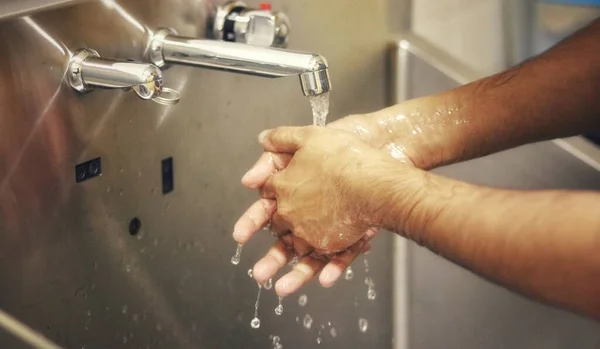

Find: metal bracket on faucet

[212,1,290,48]
[68,48,180,105]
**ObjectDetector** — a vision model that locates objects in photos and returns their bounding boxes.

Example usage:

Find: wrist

[355,157,432,234]
[369,95,468,170]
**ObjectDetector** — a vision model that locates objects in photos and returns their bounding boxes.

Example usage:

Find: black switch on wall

[162,157,174,194]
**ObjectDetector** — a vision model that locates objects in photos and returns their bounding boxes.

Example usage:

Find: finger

[242,152,292,189]
[232,199,276,244]
[365,227,379,239]
[253,239,294,284]
[362,241,372,253]
[258,126,314,153]
[275,256,326,297]
[260,172,281,199]
[319,239,368,288]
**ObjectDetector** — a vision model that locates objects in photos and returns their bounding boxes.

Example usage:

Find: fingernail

[232,230,244,243]
[276,277,298,297]
[258,130,268,142]
[253,267,265,283]
[242,168,253,181]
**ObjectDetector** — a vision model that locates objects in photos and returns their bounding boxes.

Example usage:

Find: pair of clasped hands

[232,107,425,297]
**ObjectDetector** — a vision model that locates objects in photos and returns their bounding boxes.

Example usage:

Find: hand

[235,126,405,296]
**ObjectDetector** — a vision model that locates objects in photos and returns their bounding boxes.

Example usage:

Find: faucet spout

[149,28,331,96]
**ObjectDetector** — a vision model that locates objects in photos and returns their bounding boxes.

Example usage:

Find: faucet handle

[68,48,180,105]
[212,1,290,48]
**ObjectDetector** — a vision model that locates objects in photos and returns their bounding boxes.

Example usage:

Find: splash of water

[298,294,307,307]
[344,267,354,280]
[264,278,273,290]
[275,297,283,316]
[231,243,243,265]
[365,277,377,300]
[358,318,368,333]
[250,283,262,329]
[303,314,313,330]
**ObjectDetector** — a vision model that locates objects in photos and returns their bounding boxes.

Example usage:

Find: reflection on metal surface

[0,0,84,20]
[21,16,67,55]
[100,0,145,33]
[148,28,331,96]
[0,309,62,349]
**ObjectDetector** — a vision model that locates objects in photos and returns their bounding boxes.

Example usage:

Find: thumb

[258,126,312,153]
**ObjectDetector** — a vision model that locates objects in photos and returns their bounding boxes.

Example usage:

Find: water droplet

[119,189,124,196]
[274,297,283,316]
[298,294,307,307]
[359,318,368,333]
[365,277,376,300]
[344,267,354,280]
[296,316,299,323]
[132,314,139,322]
[264,278,273,290]
[316,337,322,344]
[367,289,377,300]
[156,323,162,332]
[330,327,337,337]
[271,335,282,348]
[123,336,128,344]
[364,256,370,273]
[86,310,92,316]
[303,314,313,329]
[247,269,253,278]
[231,243,243,265]
[251,282,262,329]
[125,265,131,273]
[122,305,128,314]
[106,186,111,193]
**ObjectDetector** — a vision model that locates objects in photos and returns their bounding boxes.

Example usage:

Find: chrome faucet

[68,48,180,105]
[148,28,331,97]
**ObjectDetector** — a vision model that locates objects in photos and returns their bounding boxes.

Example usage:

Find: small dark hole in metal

[129,217,142,236]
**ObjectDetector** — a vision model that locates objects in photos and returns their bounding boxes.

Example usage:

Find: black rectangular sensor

[75,157,102,183]
[162,157,174,194]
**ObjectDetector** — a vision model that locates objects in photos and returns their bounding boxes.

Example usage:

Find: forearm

[370,18,600,170]
[376,166,600,319]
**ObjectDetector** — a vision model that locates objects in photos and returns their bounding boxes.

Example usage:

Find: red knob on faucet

[259,2,272,10]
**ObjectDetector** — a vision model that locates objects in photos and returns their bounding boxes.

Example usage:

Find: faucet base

[68,48,100,93]
[148,28,178,68]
